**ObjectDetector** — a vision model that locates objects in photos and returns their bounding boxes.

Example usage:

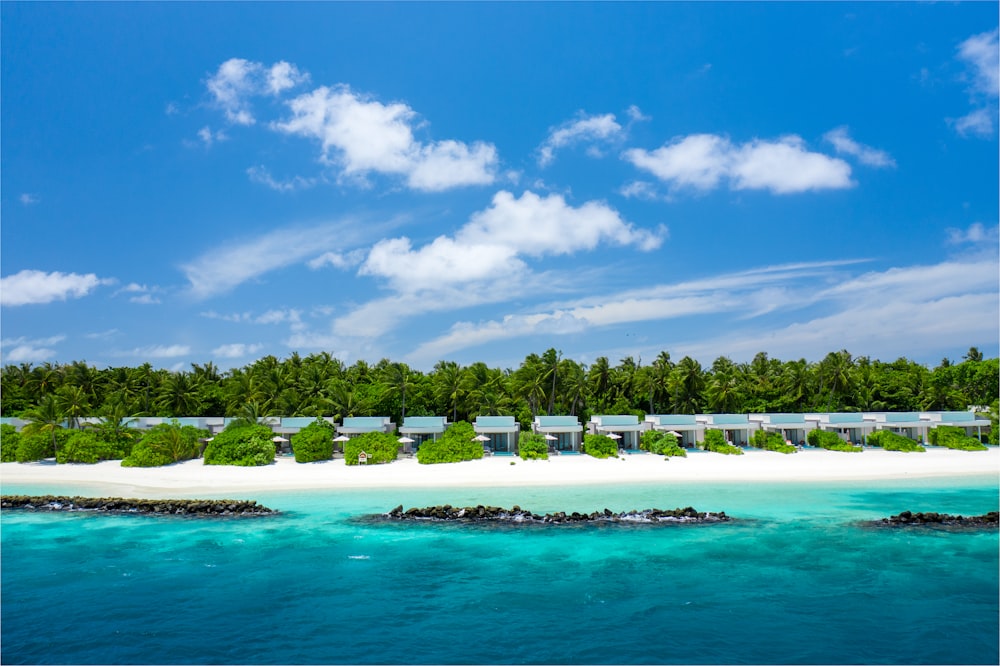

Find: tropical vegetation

[640,430,687,457]
[582,433,618,458]
[517,433,549,460]
[121,421,206,467]
[202,420,275,466]
[344,431,399,465]
[701,429,743,455]
[807,429,862,452]
[866,430,925,452]
[752,430,797,454]
[415,421,483,464]
[929,425,989,451]
[291,419,336,463]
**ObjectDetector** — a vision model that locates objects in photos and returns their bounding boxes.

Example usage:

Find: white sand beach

[1,447,997,496]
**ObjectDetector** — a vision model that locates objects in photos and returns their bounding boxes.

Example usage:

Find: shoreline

[1,447,997,497]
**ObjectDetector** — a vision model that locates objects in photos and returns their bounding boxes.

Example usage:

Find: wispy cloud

[180,219,374,299]
[537,112,623,167]
[246,165,317,192]
[113,344,191,359]
[623,134,853,194]
[946,222,999,245]
[212,342,264,358]
[0,335,66,363]
[0,270,113,307]
[19,193,39,206]
[206,58,309,126]
[952,28,999,138]
[823,127,896,168]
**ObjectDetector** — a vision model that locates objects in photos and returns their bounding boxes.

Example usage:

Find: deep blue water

[2,477,997,665]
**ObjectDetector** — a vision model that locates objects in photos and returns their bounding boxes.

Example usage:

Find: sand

[1,447,997,497]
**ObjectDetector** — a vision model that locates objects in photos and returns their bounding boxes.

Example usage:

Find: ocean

[1,476,997,665]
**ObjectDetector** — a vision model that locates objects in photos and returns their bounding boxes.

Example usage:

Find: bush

[518,433,549,460]
[929,425,988,451]
[122,422,206,467]
[1,424,20,462]
[867,430,925,452]
[416,421,484,464]
[16,430,69,462]
[807,429,861,452]
[293,419,335,463]
[639,430,687,457]
[57,430,129,464]
[752,430,797,454]
[344,431,399,465]
[702,429,744,455]
[203,422,275,466]
[582,433,618,458]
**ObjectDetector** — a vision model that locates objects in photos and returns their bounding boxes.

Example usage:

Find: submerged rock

[0,495,276,516]
[380,504,730,524]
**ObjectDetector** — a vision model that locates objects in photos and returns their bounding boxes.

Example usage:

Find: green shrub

[16,430,68,462]
[928,425,988,451]
[293,419,335,463]
[867,430,925,452]
[1,424,20,462]
[807,429,861,452]
[518,433,549,460]
[702,429,744,455]
[203,422,275,466]
[640,430,687,457]
[122,422,205,467]
[416,421,483,464]
[582,433,618,458]
[752,430,797,454]
[57,430,129,463]
[344,431,399,465]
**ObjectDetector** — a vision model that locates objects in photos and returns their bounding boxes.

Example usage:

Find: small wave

[347,555,370,560]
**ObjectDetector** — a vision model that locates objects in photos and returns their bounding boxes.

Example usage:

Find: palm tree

[55,385,91,429]
[381,361,415,422]
[156,371,203,416]
[669,356,705,414]
[587,357,612,411]
[21,394,64,458]
[706,357,740,413]
[560,359,588,416]
[432,361,465,422]
[818,350,855,412]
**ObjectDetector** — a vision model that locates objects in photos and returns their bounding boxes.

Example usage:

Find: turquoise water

[2,477,997,664]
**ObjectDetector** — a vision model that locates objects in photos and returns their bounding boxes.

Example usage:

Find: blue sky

[2,2,997,372]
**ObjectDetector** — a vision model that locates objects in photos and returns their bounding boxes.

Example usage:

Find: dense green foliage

[928,425,989,451]
[344,431,399,465]
[702,429,744,455]
[1,424,20,462]
[15,430,69,462]
[517,433,549,460]
[122,422,206,467]
[866,430,925,452]
[807,429,862,452]
[292,419,335,463]
[640,429,687,457]
[416,421,483,464]
[582,433,618,458]
[57,430,128,463]
[2,349,995,433]
[752,430,798,454]
[203,422,275,466]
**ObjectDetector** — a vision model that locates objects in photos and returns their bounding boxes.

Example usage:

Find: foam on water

[2,477,997,664]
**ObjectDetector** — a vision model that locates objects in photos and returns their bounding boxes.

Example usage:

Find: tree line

[2,347,997,431]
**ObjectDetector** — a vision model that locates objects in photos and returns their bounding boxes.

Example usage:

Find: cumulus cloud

[952,28,999,138]
[273,85,498,191]
[823,127,896,168]
[0,335,66,363]
[947,222,999,245]
[197,126,228,147]
[0,270,112,307]
[19,193,39,206]
[360,190,664,294]
[307,249,366,270]
[619,181,662,200]
[206,58,308,126]
[537,112,623,166]
[212,343,264,359]
[623,134,853,194]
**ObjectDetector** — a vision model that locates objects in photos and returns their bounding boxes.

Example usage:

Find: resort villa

[473,415,520,454]
[588,415,643,450]
[398,416,449,453]
[532,415,584,453]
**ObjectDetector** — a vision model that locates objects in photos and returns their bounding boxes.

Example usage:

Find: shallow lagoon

[2,476,997,664]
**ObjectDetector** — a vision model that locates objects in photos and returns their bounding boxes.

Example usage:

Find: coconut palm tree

[432,361,465,422]
[54,385,91,429]
[669,356,705,414]
[21,394,64,458]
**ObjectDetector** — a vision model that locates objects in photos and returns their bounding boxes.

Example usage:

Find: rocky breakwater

[870,510,998,529]
[382,504,730,524]
[0,495,276,516]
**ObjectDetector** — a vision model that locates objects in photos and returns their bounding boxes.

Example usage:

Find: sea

[1,475,997,665]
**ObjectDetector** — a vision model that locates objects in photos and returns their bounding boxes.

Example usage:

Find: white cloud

[19,193,39,206]
[206,58,308,126]
[360,190,664,293]
[623,133,853,194]
[537,112,623,167]
[197,126,228,147]
[823,127,896,168]
[307,249,366,270]
[212,343,264,359]
[246,165,317,192]
[0,269,112,307]
[952,28,999,138]
[116,344,191,359]
[947,222,999,245]
[180,219,371,299]
[130,294,161,305]
[1,335,66,363]
[273,85,498,191]
[619,180,662,201]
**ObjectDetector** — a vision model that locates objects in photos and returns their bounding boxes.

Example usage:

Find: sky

[2,2,998,373]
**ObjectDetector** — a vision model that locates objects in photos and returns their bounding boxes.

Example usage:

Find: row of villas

[2,411,990,454]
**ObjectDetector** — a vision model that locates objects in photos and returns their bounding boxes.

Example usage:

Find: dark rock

[378,505,732,525]
[0,495,276,517]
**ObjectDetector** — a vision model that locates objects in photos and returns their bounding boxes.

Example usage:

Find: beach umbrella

[608,433,622,439]
[333,435,350,442]
[666,430,682,437]
[272,436,289,443]
[472,434,491,442]
[398,436,415,443]
[544,434,558,441]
